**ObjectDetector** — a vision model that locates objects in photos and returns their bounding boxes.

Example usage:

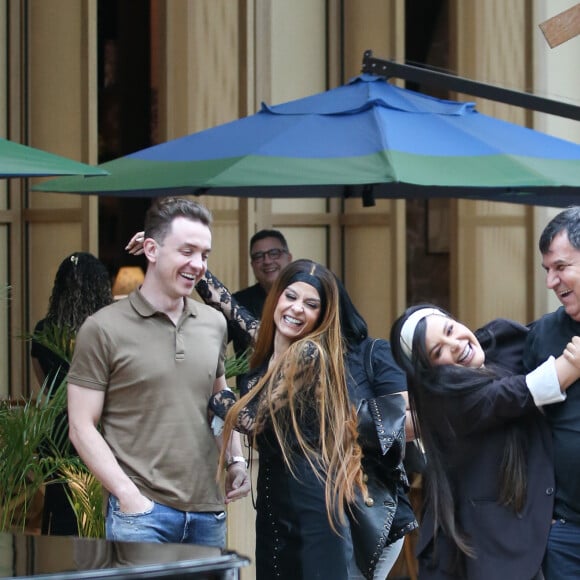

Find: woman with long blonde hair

[208,259,365,579]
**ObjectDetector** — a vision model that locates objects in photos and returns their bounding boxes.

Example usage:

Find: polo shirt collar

[129,288,200,318]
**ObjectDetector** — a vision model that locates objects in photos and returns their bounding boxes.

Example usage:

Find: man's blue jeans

[106,495,226,547]
[543,518,580,580]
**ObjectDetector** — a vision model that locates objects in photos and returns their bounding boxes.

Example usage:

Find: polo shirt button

[546,487,554,495]
[365,497,374,507]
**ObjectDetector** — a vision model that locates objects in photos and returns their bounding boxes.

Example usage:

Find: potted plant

[0,376,71,532]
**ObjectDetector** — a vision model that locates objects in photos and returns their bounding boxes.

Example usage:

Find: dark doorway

[97,0,151,281]
[404,0,450,311]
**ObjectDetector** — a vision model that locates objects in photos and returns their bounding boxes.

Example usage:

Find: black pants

[255,453,351,580]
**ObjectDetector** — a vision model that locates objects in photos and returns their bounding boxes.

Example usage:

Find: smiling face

[250,236,292,292]
[424,314,485,368]
[273,281,321,343]
[147,216,211,299]
[542,231,580,322]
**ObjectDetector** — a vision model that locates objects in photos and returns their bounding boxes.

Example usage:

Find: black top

[232,283,267,318]
[346,338,407,401]
[30,318,69,388]
[229,283,267,356]
[524,306,580,524]
[30,318,71,446]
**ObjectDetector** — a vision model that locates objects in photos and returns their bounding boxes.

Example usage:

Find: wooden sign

[539,3,580,48]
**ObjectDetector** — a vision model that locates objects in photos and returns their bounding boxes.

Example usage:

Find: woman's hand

[125,231,145,255]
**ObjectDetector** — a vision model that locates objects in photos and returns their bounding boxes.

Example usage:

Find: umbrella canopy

[0,138,108,178]
[34,74,580,206]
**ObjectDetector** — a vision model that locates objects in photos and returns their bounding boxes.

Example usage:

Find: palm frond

[225,348,251,380]
[60,462,105,538]
[0,374,69,531]
[26,322,76,363]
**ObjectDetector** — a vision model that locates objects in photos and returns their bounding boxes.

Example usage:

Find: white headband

[399,307,447,360]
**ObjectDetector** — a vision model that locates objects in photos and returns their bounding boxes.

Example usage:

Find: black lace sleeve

[209,389,260,436]
[196,271,260,348]
[208,343,321,438]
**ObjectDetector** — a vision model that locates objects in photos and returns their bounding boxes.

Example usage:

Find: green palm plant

[0,376,70,531]
[29,322,76,364]
[26,322,105,537]
[0,255,105,537]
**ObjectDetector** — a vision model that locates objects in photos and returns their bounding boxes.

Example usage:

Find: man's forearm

[225,430,245,460]
[69,424,142,507]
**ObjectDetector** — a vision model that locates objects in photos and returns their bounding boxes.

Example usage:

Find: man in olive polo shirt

[67,197,250,546]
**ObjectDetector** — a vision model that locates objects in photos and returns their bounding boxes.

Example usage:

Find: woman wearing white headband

[390,304,580,580]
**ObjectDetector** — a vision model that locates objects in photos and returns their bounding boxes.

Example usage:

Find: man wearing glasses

[229,230,292,360]
[233,229,292,317]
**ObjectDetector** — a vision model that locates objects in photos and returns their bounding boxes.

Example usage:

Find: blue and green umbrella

[34,74,580,206]
[0,138,108,178]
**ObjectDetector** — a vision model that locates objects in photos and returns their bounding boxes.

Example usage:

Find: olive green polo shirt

[68,289,227,512]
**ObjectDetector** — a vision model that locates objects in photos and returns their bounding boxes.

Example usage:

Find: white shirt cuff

[210,415,225,437]
[526,356,567,406]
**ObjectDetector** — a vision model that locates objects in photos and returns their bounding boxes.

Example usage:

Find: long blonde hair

[221,259,365,530]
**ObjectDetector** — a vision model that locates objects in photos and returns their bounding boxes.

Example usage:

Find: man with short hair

[229,229,292,358]
[524,206,580,578]
[233,229,292,318]
[68,196,250,547]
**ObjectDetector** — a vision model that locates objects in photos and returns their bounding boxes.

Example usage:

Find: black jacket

[347,337,417,579]
[417,319,554,580]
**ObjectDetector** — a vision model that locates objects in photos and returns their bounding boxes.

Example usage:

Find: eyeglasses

[250,248,288,263]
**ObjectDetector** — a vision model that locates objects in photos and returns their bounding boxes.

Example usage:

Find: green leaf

[224,348,251,381]
[26,322,76,363]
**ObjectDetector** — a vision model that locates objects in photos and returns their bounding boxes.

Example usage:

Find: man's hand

[224,463,250,504]
[118,492,154,514]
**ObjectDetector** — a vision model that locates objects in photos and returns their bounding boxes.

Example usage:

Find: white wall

[533,0,580,318]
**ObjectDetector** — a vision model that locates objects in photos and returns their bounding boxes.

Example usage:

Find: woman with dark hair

[31,252,113,388]
[31,251,113,535]
[202,259,365,579]
[389,304,580,580]
[194,267,415,579]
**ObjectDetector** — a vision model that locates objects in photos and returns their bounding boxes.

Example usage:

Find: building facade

[1,0,579,572]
